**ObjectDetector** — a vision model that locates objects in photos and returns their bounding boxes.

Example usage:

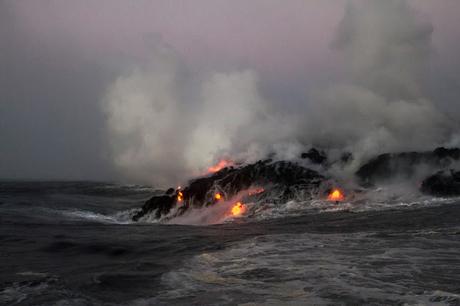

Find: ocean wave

[58,209,138,224]
[0,181,156,197]
[149,231,460,305]
[3,181,459,226]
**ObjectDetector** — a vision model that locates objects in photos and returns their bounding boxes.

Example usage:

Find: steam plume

[102,0,458,186]
[102,42,281,185]
[303,0,454,161]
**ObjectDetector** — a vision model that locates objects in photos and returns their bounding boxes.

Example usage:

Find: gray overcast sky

[1,0,460,183]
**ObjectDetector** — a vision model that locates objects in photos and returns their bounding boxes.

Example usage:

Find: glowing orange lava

[248,187,265,196]
[207,160,234,174]
[214,193,223,201]
[177,191,184,203]
[231,202,246,216]
[327,188,345,202]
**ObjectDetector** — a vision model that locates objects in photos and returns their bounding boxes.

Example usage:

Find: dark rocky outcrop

[132,195,176,221]
[132,160,325,221]
[301,148,328,165]
[356,147,460,186]
[421,170,460,196]
[132,147,460,221]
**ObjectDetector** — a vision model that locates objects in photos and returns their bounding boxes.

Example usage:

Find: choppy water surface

[1,181,460,305]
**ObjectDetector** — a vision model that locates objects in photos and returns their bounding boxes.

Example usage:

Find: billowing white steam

[102,45,190,186]
[184,71,265,171]
[101,44,286,185]
[102,0,457,186]
[303,0,454,161]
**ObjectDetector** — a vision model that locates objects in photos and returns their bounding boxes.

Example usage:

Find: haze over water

[2,1,460,305]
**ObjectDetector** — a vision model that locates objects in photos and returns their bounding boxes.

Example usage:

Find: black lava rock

[421,170,460,196]
[132,160,324,221]
[132,195,176,221]
[356,147,460,186]
[301,148,328,165]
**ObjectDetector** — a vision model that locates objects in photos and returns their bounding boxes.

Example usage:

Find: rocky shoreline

[133,147,460,221]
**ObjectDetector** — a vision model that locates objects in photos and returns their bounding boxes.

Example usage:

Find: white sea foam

[26,186,460,226]
[131,187,460,225]
[50,208,140,225]
[148,231,460,305]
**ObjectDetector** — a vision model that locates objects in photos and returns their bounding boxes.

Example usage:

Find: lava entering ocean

[214,193,223,201]
[328,188,345,202]
[231,202,246,216]
[177,190,184,203]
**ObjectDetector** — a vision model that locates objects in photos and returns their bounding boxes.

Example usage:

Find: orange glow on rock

[327,188,345,202]
[214,193,223,201]
[231,202,246,216]
[177,191,184,203]
[207,160,233,174]
[248,187,265,196]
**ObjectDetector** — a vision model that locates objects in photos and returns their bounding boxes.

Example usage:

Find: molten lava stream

[214,193,223,201]
[328,188,345,202]
[248,187,265,196]
[207,159,234,174]
[177,191,184,203]
[231,202,246,217]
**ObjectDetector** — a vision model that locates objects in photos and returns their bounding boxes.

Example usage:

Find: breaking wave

[141,229,460,305]
[2,181,459,227]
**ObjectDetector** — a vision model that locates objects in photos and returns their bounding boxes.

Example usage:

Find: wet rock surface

[356,147,460,186]
[132,195,176,221]
[133,147,460,221]
[133,160,325,221]
[421,170,460,196]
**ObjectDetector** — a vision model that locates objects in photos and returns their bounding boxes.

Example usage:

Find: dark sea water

[1,181,460,305]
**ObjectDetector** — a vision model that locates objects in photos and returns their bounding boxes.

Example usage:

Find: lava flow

[231,202,246,216]
[177,191,184,203]
[207,159,234,174]
[327,188,345,202]
[248,187,265,196]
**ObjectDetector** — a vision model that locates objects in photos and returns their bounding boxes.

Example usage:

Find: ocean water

[1,181,460,305]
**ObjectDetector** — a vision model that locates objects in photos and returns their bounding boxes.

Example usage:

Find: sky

[1,0,460,185]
